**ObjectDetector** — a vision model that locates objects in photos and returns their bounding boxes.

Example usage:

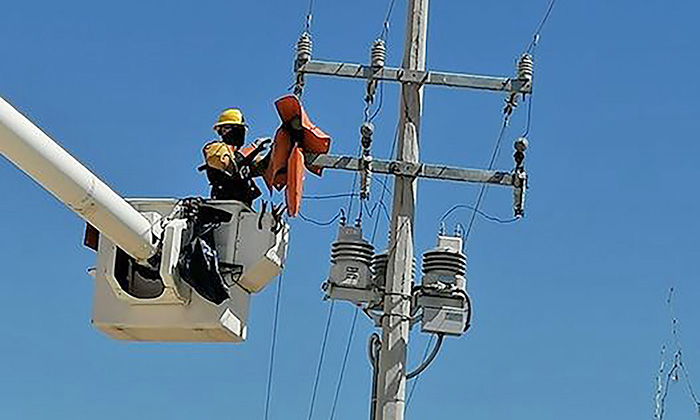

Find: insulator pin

[371,39,386,69]
[296,32,313,67]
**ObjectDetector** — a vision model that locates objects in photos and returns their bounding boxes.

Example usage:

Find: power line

[523,94,533,137]
[406,334,435,407]
[525,0,558,54]
[370,113,400,243]
[654,287,700,419]
[440,204,520,225]
[263,270,285,420]
[329,307,360,420]
[378,0,398,41]
[463,115,510,243]
[304,0,315,32]
[299,210,344,227]
[303,193,359,200]
[307,301,336,420]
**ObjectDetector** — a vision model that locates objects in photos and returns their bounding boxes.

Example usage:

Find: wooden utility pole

[375,1,428,419]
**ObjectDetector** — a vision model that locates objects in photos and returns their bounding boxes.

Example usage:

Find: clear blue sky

[1,1,699,419]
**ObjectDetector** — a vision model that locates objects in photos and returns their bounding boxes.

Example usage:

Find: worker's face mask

[220,125,246,148]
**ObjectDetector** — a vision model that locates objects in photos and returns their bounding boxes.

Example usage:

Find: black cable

[406,334,444,380]
[363,199,391,227]
[440,204,520,225]
[303,193,359,200]
[368,80,385,123]
[378,0,398,40]
[329,307,359,420]
[655,287,700,419]
[304,0,315,32]
[299,211,343,227]
[370,121,399,243]
[307,301,336,420]
[263,270,285,420]
[464,116,510,243]
[523,94,533,137]
[406,335,435,407]
[346,146,361,221]
[525,0,558,54]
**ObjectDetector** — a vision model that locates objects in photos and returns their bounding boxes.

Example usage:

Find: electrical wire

[299,210,344,227]
[329,307,360,420]
[525,0,558,54]
[378,0,398,41]
[654,287,700,419]
[307,301,336,420]
[370,117,399,243]
[406,334,435,407]
[523,94,533,137]
[304,0,315,32]
[263,270,285,420]
[406,333,444,380]
[346,146,361,221]
[440,204,520,225]
[368,80,386,123]
[463,116,510,243]
[363,200,391,227]
[303,193,359,200]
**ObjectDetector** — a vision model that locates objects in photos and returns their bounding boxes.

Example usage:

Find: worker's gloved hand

[252,137,272,150]
[203,141,234,175]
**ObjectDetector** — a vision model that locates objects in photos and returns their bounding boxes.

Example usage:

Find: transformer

[417,234,471,336]
[324,225,379,304]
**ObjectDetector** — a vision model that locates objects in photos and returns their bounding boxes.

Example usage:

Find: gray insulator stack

[331,237,374,266]
[421,246,467,291]
[297,32,313,67]
[371,39,386,69]
[518,53,534,84]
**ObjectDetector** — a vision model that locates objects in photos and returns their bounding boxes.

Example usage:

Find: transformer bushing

[418,235,471,336]
[421,249,467,290]
[324,225,379,304]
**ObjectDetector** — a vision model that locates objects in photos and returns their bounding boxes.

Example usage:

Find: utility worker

[200,108,271,206]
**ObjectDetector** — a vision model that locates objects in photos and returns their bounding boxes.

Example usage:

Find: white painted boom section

[0,96,155,262]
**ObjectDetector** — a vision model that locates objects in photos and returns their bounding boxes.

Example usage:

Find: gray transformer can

[418,234,471,336]
[324,225,379,305]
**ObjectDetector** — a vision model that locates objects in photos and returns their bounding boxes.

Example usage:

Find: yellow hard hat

[213,108,246,131]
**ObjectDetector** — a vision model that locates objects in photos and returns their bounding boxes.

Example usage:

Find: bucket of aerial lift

[91,198,289,342]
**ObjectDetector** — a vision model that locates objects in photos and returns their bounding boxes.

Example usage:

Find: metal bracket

[297,60,531,94]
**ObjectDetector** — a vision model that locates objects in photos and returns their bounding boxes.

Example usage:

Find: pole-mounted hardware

[366,39,387,110]
[296,2,535,417]
[513,137,528,217]
[294,32,313,96]
[359,122,374,200]
[294,48,533,218]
